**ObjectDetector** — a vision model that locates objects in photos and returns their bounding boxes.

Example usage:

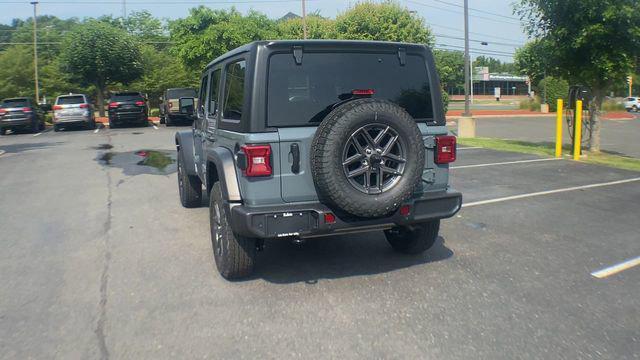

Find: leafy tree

[0,46,34,100]
[516,0,640,151]
[474,55,517,74]
[169,7,278,70]
[59,21,143,116]
[128,44,198,107]
[335,1,434,45]
[277,14,336,39]
[433,50,465,90]
[514,39,554,86]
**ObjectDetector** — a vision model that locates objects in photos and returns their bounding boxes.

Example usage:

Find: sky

[0,0,528,61]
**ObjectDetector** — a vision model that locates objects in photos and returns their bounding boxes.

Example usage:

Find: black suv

[0,97,45,135]
[108,92,149,128]
[175,41,462,279]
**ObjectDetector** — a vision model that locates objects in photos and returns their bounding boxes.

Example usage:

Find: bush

[149,108,160,117]
[519,98,541,111]
[538,76,569,112]
[441,89,449,114]
[602,99,625,112]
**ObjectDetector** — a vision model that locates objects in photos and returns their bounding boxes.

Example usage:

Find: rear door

[267,51,438,202]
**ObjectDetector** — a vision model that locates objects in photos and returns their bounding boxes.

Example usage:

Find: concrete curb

[0,150,5,157]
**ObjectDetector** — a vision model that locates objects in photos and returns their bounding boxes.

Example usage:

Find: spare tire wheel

[311,98,425,218]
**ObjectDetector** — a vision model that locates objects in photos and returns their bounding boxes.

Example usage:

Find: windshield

[167,89,196,99]
[267,52,432,127]
[112,93,144,102]
[1,99,29,108]
[57,96,85,105]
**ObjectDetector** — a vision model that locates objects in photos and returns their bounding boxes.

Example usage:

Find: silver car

[53,94,96,131]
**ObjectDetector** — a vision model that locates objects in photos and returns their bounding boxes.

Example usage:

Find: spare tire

[311,98,425,218]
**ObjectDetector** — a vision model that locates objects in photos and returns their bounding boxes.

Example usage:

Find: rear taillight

[352,89,375,95]
[109,102,119,108]
[0,109,6,115]
[241,145,272,177]
[79,103,89,108]
[22,107,33,113]
[53,105,63,110]
[135,101,145,106]
[435,135,457,164]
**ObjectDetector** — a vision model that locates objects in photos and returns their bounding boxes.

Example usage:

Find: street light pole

[30,1,39,104]
[301,0,307,39]
[462,0,471,116]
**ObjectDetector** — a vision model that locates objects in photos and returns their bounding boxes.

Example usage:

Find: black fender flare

[174,131,198,176]
[206,147,242,202]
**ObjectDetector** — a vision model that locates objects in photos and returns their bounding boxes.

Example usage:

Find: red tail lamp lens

[241,145,272,177]
[399,205,411,216]
[135,101,145,106]
[53,105,63,110]
[109,102,119,108]
[435,135,457,164]
[351,89,375,95]
[324,213,336,224]
[79,103,89,108]
[22,107,33,113]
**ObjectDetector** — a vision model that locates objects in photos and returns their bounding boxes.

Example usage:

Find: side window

[198,74,209,116]
[208,69,221,116]
[222,60,246,121]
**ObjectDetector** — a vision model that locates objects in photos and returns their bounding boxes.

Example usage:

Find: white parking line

[457,146,483,150]
[94,127,100,134]
[591,256,640,279]
[0,150,5,157]
[33,131,43,137]
[152,125,158,130]
[463,177,640,208]
[452,157,561,169]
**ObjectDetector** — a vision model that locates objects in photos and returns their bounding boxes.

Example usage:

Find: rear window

[1,99,29,108]
[267,52,432,127]
[627,97,636,101]
[167,89,196,99]
[112,92,144,102]
[56,96,85,105]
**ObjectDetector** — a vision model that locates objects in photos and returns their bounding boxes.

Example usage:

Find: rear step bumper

[229,189,462,239]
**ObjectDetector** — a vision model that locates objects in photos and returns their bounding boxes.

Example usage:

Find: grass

[458,137,640,172]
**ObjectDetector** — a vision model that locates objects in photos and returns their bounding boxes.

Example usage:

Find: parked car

[108,91,149,128]
[175,40,462,279]
[52,94,96,131]
[624,97,639,112]
[0,97,45,135]
[159,88,198,126]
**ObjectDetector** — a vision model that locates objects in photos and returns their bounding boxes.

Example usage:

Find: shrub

[519,98,541,111]
[149,108,160,117]
[538,76,569,112]
[441,89,449,114]
[602,99,625,112]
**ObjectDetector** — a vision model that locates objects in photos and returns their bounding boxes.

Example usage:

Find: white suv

[624,97,639,112]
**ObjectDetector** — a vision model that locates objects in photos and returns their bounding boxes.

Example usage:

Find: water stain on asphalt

[96,149,176,176]
[92,144,113,150]
[466,222,488,231]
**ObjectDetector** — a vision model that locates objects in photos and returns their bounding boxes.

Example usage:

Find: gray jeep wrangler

[175,40,462,279]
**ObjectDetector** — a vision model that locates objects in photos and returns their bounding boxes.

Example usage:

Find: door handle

[290,143,300,174]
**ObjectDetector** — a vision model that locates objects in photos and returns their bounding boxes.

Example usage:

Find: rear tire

[0,128,6,135]
[165,115,172,127]
[210,182,256,279]
[177,149,202,208]
[385,220,440,254]
[634,105,638,112]
[53,124,60,132]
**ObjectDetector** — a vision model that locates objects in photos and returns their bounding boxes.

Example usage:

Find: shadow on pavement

[253,234,453,284]
[0,142,64,154]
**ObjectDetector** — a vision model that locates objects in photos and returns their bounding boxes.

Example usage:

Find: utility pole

[30,1,39,104]
[122,0,127,20]
[462,0,471,116]
[301,0,307,39]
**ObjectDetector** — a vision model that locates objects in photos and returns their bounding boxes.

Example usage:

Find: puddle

[131,132,143,135]
[96,149,176,176]
[465,222,487,231]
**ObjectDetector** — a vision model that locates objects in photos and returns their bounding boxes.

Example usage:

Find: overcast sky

[0,0,528,61]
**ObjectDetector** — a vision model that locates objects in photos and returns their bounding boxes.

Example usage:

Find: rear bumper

[0,118,32,128]
[109,112,147,123]
[54,115,91,124]
[229,189,462,239]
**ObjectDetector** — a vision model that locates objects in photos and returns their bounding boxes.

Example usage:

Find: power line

[428,22,525,43]
[406,0,521,26]
[435,43,515,57]
[428,0,520,21]
[434,33,522,47]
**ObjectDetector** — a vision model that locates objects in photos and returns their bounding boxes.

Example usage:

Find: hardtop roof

[205,40,430,70]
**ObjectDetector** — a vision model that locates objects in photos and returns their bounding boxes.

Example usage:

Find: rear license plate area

[263,212,313,238]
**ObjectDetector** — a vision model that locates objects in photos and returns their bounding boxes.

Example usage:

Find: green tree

[59,21,143,116]
[169,7,278,70]
[335,1,434,45]
[474,55,516,74]
[516,0,640,151]
[514,39,554,86]
[277,14,336,39]
[434,50,465,90]
[538,76,569,111]
[0,46,34,100]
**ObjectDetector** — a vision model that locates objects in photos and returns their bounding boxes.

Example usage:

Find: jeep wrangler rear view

[175,40,462,279]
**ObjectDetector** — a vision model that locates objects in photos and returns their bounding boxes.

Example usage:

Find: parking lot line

[152,124,158,130]
[452,157,561,169]
[33,131,43,137]
[458,146,483,150]
[591,256,640,279]
[462,177,640,208]
[94,127,100,134]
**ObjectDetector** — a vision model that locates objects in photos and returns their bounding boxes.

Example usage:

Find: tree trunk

[96,86,105,117]
[588,89,603,153]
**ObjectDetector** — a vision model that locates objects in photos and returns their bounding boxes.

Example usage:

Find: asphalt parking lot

[1,124,638,359]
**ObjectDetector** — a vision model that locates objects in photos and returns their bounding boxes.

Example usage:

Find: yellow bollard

[573,100,582,160]
[555,99,563,158]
